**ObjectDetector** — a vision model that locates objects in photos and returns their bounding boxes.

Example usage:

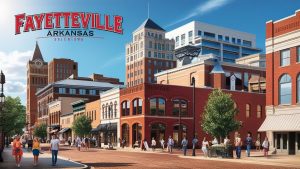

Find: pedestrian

[143,139,149,151]
[151,137,156,151]
[202,137,209,157]
[85,137,89,151]
[76,136,81,151]
[122,138,126,148]
[181,137,188,156]
[255,136,261,151]
[12,135,23,168]
[224,136,230,158]
[245,132,252,157]
[167,136,174,153]
[212,137,218,145]
[160,138,165,151]
[32,137,40,166]
[50,135,60,166]
[192,137,198,155]
[235,134,242,159]
[262,136,269,157]
[68,137,71,147]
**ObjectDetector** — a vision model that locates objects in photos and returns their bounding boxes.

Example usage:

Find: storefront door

[289,132,296,155]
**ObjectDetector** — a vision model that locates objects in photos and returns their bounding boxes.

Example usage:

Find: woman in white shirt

[262,136,269,157]
[202,137,209,157]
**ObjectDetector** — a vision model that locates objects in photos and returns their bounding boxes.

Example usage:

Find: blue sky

[0,0,299,105]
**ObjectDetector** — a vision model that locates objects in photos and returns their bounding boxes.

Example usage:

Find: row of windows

[102,102,118,119]
[127,69,143,78]
[58,88,97,95]
[127,61,143,70]
[127,78,144,87]
[31,77,47,85]
[127,51,144,63]
[147,60,174,68]
[147,51,174,60]
[148,41,173,51]
[278,73,300,105]
[175,30,252,48]
[280,47,300,67]
[147,31,163,39]
[245,104,263,118]
[86,110,97,121]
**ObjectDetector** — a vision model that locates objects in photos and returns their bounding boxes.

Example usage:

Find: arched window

[257,105,262,118]
[105,103,108,119]
[122,123,129,147]
[133,98,142,115]
[114,101,117,118]
[172,99,188,116]
[102,105,105,119]
[109,102,113,119]
[279,74,292,104]
[122,101,130,116]
[149,97,165,116]
[297,74,300,103]
[246,104,250,118]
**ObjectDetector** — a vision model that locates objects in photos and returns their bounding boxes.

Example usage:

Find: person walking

[76,136,81,151]
[151,138,156,151]
[235,134,242,159]
[160,138,165,151]
[202,137,209,157]
[181,137,188,156]
[12,135,23,167]
[68,137,72,147]
[262,137,269,157]
[50,135,60,166]
[245,132,252,157]
[167,136,174,153]
[84,137,89,151]
[192,137,198,155]
[121,138,126,148]
[255,136,261,151]
[32,137,40,166]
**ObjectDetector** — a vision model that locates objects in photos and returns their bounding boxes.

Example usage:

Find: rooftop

[135,18,165,32]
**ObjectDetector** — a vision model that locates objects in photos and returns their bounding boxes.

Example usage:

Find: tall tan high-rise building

[48,58,78,83]
[26,43,48,126]
[125,18,176,87]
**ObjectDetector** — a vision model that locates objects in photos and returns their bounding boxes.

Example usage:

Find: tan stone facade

[85,99,101,129]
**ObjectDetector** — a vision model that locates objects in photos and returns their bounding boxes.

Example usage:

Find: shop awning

[258,113,300,132]
[91,123,117,133]
[59,128,70,133]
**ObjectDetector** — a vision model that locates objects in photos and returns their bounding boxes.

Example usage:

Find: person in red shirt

[12,135,23,167]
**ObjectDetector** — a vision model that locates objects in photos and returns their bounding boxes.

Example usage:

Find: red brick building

[120,82,266,147]
[48,58,78,83]
[259,10,300,155]
[26,42,48,126]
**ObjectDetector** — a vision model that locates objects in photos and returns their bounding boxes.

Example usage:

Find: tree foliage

[1,96,26,136]
[202,89,240,139]
[33,123,47,140]
[72,115,92,137]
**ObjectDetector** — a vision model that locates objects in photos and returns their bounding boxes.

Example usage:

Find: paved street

[0,147,87,169]
[57,146,300,169]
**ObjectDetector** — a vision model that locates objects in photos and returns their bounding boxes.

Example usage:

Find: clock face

[35,60,43,68]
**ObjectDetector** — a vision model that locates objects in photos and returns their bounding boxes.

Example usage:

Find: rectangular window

[58,88,66,94]
[175,36,179,47]
[218,35,223,41]
[297,46,300,62]
[89,90,96,95]
[204,32,215,38]
[197,30,202,36]
[181,34,185,45]
[232,38,236,43]
[188,31,193,43]
[243,40,252,47]
[280,49,290,66]
[69,88,76,94]
[225,36,230,42]
[237,39,241,44]
[148,51,151,57]
[79,89,86,95]
[154,52,157,58]
[149,41,152,48]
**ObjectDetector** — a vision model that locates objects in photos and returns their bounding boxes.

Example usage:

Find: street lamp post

[191,77,196,156]
[0,70,6,162]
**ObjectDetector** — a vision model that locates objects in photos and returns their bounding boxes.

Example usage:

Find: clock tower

[26,42,48,127]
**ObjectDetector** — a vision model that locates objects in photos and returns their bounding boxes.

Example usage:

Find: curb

[57,155,89,169]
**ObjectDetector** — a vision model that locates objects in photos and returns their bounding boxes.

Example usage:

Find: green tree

[33,123,47,140]
[72,115,92,137]
[1,96,26,136]
[202,89,240,140]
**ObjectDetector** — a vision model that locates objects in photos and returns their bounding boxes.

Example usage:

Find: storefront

[259,113,300,155]
[58,128,71,144]
[99,123,118,147]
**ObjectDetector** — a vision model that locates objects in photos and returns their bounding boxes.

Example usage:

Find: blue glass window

[279,74,292,104]
[280,49,290,67]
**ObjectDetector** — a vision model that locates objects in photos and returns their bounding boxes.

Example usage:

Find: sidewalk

[0,147,87,169]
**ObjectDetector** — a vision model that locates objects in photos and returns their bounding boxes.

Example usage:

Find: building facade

[99,87,123,147]
[166,21,261,63]
[48,58,78,83]
[60,113,73,143]
[259,10,300,155]
[235,53,266,68]
[85,99,101,130]
[125,18,176,87]
[26,43,48,126]
[120,83,266,148]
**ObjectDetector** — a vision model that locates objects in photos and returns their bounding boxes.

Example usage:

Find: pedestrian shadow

[84,162,135,167]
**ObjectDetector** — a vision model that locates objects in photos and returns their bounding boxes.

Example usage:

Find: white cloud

[101,53,124,69]
[166,0,233,27]
[0,50,33,105]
